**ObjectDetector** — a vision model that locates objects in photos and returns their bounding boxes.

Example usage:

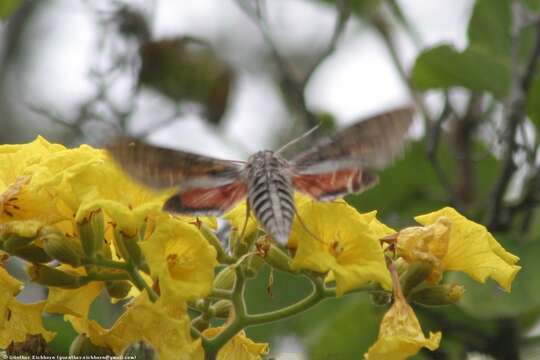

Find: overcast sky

[6,0,472,159]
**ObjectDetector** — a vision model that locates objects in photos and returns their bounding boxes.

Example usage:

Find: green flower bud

[115,228,144,267]
[28,264,89,289]
[78,210,105,257]
[409,283,465,306]
[0,221,44,251]
[43,232,84,267]
[400,261,432,297]
[11,245,52,263]
[191,315,210,332]
[263,244,296,274]
[123,341,158,360]
[370,291,392,306]
[212,299,232,318]
[213,267,235,290]
[106,280,133,299]
[69,334,114,356]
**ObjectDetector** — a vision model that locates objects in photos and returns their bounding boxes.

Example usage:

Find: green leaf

[455,239,540,319]
[467,0,511,57]
[526,67,540,126]
[305,296,382,359]
[411,45,510,99]
[0,0,21,19]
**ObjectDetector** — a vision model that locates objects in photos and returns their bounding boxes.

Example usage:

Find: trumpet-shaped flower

[0,137,67,223]
[289,200,392,295]
[140,214,218,304]
[403,207,521,291]
[365,265,441,359]
[194,327,269,360]
[67,293,196,359]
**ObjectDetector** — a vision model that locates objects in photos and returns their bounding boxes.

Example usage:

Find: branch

[486,14,540,229]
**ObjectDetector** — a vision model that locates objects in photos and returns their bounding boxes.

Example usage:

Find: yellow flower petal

[45,282,104,318]
[0,267,23,324]
[140,215,218,303]
[194,327,269,360]
[289,200,392,295]
[0,300,56,348]
[67,294,196,359]
[364,295,441,359]
[415,207,521,291]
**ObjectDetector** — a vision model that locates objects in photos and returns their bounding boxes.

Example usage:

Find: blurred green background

[2,0,540,359]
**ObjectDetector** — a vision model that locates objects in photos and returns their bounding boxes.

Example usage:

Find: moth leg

[237,200,251,244]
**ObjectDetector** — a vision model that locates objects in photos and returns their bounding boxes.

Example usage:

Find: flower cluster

[0,137,520,359]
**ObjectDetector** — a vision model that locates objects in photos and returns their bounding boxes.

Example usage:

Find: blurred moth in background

[106,106,414,245]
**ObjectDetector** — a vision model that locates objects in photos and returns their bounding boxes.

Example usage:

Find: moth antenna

[276,123,322,155]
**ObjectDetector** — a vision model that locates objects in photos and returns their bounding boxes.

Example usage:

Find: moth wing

[164,180,247,216]
[292,168,379,201]
[106,137,244,189]
[291,106,414,174]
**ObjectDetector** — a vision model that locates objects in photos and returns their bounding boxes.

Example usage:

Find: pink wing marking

[164,180,247,216]
[292,168,377,201]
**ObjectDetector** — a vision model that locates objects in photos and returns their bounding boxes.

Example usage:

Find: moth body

[106,106,414,247]
[246,151,295,246]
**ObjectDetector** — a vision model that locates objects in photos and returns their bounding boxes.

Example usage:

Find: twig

[371,13,432,124]
[486,12,540,229]
[302,0,351,86]
[426,94,460,206]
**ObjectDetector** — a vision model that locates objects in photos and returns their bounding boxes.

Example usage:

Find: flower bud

[123,341,158,360]
[106,280,133,299]
[115,228,144,267]
[42,232,84,267]
[400,261,432,297]
[409,283,465,306]
[0,221,44,251]
[212,300,232,318]
[28,264,89,289]
[11,245,52,263]
[262,244,296,273]
[69,334,114,356]
[213,266,235,290]
[78,210,105,257]
[370,291,392,306]
[192,315,210,332]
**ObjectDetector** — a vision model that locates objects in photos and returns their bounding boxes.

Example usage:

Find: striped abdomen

[246,151,295,246]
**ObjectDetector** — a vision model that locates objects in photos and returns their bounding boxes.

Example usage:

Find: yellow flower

[289,200,392,295]
[407,207,521,291]
[67,293,196,360]
[365,265,441,359]
[365,295,441,359]
[0,137,67,223]
[194,327,269,360]
[140,214,218,304]
[0,266,55,347]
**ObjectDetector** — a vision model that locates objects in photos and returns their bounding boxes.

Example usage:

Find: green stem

[246,276,326,325]
[85,272,130,282]
[84,257,128,270]
[126,262,158,302]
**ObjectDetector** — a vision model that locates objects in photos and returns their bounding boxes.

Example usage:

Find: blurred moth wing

[106,106,414,241]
